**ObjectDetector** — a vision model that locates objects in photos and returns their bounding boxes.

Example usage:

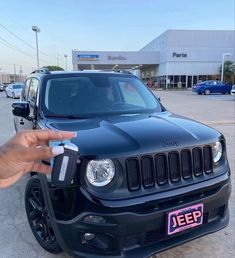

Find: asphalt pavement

[0,90,234,258]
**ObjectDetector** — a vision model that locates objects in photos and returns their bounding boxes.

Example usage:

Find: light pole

[221,52,231,82]
[64,54,68,70]
[32,26,40,69]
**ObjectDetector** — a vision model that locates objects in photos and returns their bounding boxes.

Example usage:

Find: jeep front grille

[126,145,213,191]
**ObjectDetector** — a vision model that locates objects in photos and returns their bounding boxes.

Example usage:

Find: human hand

[0,130,76,188]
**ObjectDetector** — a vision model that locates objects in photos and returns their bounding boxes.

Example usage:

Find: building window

[181,76,186,88]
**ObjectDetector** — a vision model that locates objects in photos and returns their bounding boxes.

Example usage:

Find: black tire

[25,177,62,254]
[6,92,9,98]
[204,89,211,95]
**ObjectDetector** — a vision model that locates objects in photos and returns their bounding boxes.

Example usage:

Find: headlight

[213,142,223,163]
[86,159,115,186]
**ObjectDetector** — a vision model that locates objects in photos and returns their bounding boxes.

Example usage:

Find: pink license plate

[167,204,203,235]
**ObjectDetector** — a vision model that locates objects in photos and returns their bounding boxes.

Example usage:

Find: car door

[14,78,39,132]
[221,82,231,93]
[11,85,19,97]
[208,81,217,93]
[10,85,16,97]
[7,85,12,97]
[214,81,223,93]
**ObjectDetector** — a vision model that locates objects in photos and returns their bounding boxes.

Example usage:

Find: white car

[5,83,24,98]
[0,83,7,91]
[231,84,235,96]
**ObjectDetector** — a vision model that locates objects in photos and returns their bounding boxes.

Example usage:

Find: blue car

[192,80,232,95]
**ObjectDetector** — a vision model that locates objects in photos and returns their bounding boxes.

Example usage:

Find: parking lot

[0,90,234,258]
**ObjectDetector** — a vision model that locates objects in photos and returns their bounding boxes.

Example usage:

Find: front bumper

[14,93,21,98]
[192,87,203,94]
[44,174,231,258]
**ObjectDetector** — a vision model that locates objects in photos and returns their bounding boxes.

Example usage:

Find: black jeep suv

[12,69,231,258]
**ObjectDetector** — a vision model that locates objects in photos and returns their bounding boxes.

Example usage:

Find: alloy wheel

[25,178,62,253]
[204,89,211,95]
[27,185,55,244]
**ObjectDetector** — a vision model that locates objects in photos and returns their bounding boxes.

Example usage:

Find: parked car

[231,84,235,96]
[192,80,232,95]
[0,83,7,92]
[12,68,231,258]
[5,83,24,98]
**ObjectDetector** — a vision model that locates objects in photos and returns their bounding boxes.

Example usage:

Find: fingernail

[52,146,64,155]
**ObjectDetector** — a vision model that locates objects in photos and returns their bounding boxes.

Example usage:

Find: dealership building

[72,30,235,88]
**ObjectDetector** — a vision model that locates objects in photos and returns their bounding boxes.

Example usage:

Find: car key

[51,142,79,187]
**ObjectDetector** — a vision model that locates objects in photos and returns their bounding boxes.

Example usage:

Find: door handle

[19,118,24,125]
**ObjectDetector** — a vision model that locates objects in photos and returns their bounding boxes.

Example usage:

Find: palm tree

[219,60,235,83]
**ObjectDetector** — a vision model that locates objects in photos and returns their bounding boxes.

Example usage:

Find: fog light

[83,215,106,224]
[84,233,95,241]
[80,232,114,251]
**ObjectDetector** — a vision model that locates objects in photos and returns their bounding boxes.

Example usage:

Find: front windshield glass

[43,73,161,117]
[13,85,23,89]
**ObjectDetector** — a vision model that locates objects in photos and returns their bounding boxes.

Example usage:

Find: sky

[0,0,234,74]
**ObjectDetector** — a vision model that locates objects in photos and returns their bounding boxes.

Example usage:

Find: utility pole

[14,64,16,82]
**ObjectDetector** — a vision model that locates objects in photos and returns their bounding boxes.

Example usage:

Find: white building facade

[72,30,235,88]
[140,30,235,88]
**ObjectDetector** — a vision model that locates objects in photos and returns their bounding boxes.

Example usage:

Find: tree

[219,60,235,83]
[43,65,64,71]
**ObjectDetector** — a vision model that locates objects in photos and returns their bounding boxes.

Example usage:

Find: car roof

[199,80,221,83]
[26,68,134,80]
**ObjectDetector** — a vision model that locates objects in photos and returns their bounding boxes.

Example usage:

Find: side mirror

[157,97,161,102]
[12,101,30,119]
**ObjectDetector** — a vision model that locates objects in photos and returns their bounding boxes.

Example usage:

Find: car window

[13,85,23,89]
[115,81,146,107]
[22,79,31,100]
[28,78,39,103]
[43,74,161,117]
[27,78,39,116]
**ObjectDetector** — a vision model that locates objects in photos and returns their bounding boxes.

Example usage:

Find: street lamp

[221,52,231,82]
[32,26,40,69]
[64,54,68,70]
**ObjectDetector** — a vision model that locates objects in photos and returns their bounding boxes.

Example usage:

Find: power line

[0,23,57,59]
[0,38,36,60]
[0,62,34,70]
[0,36,48,63]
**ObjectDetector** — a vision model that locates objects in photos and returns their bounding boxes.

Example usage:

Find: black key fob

[51,143,79,187]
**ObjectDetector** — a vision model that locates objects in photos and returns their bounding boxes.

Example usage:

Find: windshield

[13,85,23,89]
[42,73,161,117]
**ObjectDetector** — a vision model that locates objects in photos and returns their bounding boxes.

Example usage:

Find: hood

[45,111,220,158]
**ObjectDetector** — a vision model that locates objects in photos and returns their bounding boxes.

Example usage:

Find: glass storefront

[147,74,220,89]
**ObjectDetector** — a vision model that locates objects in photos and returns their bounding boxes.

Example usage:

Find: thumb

[22,145,64,162]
